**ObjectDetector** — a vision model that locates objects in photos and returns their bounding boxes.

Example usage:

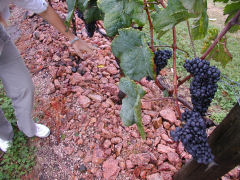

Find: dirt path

[5,1,239,180]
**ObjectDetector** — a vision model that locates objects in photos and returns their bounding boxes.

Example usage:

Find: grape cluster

[184,58,220,115]
[77,10,96,37]
[171,110,214,164]
[146,49,172,81]
[154,50,172,75]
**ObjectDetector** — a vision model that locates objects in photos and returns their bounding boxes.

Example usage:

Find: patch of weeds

[0,81,36,179]
[0,130,36,179]
[61,133,66,140]
[34,117,39,123]
[210,111,226,124]
[211,81,238,118]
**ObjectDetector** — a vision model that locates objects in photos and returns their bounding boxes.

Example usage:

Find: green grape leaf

[134,95,146,139]
[77,0,90,11]
[77,0,103,23]
[127,0,147,26]
[119,77,146,139]
[224,2,240,15]
[65,0,78,28]
[98,0,146,37]
[214,1,240,33]
[83,0,103,23]
[66,0,102,28]
[111,28,155,81]
[151,0,195,37]
[191,0,208,40]
[201,28,232,67]
[224,2,240,32]
[180,0,204,15]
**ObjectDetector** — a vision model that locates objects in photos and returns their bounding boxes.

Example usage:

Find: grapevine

[64,0,240,174]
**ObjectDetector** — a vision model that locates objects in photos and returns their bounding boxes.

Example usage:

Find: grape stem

[144,0,154,51]
[178,10,240,88]
[154,45,190,57]
[158,0,166,8]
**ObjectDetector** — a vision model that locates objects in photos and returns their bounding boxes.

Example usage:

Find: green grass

[0,82,36,179]
[143,13,239,123]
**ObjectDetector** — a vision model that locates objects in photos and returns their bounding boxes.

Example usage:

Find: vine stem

[154,45,190,57]
[178,10,240,88]
[144,0,167,90]
[186,20,197,58]
[201,10,240,59]
[144,0,154,51]
[173,27,182,118]
[158,0,166,8]
[158,0,180,117]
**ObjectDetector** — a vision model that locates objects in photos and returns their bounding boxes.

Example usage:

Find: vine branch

[201,10,240,59]
[144,0,154,51]
[173,27,181,118]
[178,10,240,88]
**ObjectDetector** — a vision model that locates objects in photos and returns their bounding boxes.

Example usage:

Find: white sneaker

[0,138,12,152]
[35,123,50,138]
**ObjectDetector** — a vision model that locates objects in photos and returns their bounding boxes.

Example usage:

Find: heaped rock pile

[10,1,239,179]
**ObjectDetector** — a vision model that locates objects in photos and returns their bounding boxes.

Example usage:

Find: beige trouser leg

[0,25,36,140]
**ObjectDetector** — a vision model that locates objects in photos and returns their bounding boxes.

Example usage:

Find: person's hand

[72,38,97,57]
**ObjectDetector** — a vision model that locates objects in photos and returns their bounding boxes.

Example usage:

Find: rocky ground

[5,1,240,180]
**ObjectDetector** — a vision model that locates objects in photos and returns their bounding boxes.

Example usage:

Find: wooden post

[174,103,240,180]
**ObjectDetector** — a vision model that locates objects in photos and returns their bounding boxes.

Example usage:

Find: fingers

[89,44,98,51]
[72,39,98,56]
[80,44,97,54]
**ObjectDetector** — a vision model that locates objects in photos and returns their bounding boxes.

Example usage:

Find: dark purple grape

[154,50,172,75]
[184,58,220,115]
[71,66,78,73]
[171,110,214,164]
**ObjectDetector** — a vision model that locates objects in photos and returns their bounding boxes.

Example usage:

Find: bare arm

[39,5,95,55]
[39,6,75,41]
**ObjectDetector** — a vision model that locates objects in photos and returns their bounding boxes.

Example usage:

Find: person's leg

[0,26,36,137]
[0,109,14,141]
